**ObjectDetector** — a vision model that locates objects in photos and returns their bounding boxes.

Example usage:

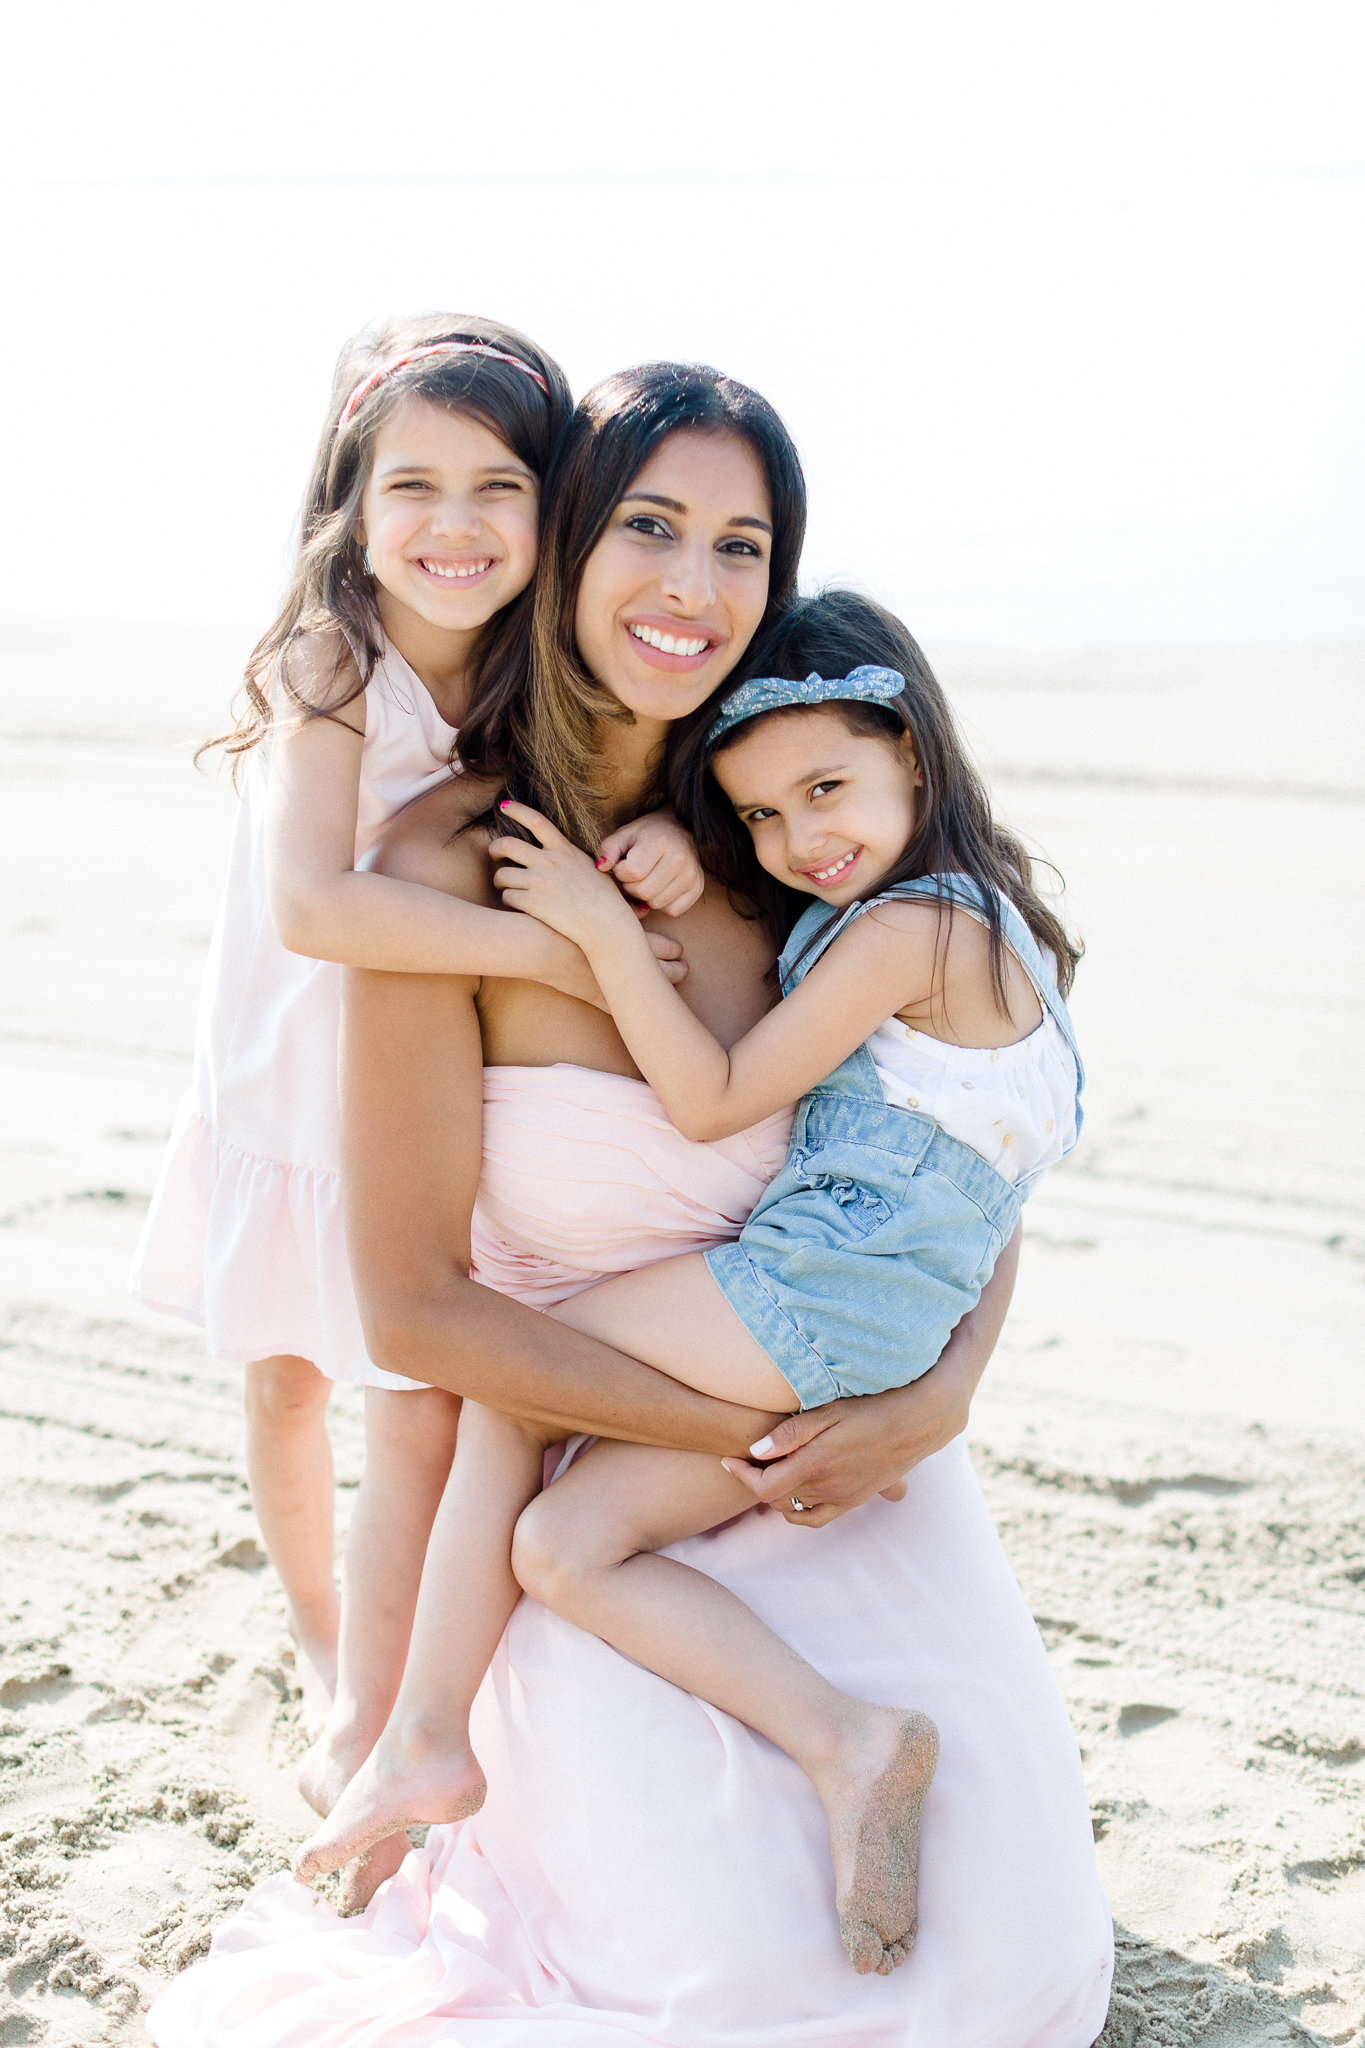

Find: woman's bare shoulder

[651,875,777,1045]
[362,774,502,904]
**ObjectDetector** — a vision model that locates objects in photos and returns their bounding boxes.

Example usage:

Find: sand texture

[0,619,1361,2046]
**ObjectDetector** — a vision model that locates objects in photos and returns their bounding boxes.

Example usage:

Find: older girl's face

[359,396,540,642]
[574,429,773,726]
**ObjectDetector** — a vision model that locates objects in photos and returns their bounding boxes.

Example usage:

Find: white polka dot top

[865,1009,1078,1187]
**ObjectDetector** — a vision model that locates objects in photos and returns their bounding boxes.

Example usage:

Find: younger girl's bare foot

[815,1706,940,1976]
[335,1828,413,1915]
[295,1734,487,1885]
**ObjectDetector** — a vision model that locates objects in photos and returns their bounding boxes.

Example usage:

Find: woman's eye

[743,806,776,824]
[810,781,841,799]
[624,514,672,539]
[718,537,762,558]
[391,479,430,492]
[485,479,523,492]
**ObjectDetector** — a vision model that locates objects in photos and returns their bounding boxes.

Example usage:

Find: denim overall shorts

[704,874,1085,1409]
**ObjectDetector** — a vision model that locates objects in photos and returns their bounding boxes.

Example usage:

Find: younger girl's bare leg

[530,1256,937,1976]
[243,1354,338,1731]
[298,1385,460,1817]
[295,1400,554,1896]
[513,1440,937,1977]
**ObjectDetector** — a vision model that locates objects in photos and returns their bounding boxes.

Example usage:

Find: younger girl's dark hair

[673,587,1082,997]
[465,360,806,849]
[201,312,573,772]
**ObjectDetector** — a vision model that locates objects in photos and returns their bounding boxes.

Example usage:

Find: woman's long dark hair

[201,312,573,773]
[673,588,1082,996]
[459,361,807,850]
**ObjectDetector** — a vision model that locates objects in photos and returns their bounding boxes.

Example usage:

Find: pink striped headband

[337,342,549,429]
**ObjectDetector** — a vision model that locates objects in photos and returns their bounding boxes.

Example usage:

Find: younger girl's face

[713,707,922,907]
[359,395,540,644]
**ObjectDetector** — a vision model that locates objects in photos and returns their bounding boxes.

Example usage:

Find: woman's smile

[624,614,717,670]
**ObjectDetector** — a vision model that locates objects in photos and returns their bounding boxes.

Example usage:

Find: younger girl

[131,314,701,1732]
[298,590,1082,1978]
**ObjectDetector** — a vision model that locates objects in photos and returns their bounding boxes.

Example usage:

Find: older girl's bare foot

[816,1706,939,1976]
[297,1727,369,1819]
[295,1734,486,1885]
[286,1617,337,1741]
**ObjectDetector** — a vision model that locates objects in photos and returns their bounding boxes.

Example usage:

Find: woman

[148,364,1112,2047]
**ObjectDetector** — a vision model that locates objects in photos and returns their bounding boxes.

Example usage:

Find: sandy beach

[1,618,1362,2047]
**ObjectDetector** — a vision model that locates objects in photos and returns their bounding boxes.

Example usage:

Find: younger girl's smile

[712,706,923,906]
[801,845,864,888]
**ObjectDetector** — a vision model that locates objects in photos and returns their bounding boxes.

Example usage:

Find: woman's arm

[339,822,781,1453]
[719,1229,1020,1525]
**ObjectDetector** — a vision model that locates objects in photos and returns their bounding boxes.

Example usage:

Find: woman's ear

[898,730,924,790]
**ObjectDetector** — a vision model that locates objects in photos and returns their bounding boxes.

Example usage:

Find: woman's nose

[659,537,716,613]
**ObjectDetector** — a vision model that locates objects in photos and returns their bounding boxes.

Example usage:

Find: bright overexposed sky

[5,0,1362,645]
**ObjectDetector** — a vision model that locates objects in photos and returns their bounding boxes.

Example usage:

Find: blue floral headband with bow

[705,665,907,748]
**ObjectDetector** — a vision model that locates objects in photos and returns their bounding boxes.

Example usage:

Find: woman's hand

[720,1229,1021,1525]
[596,810,705,919]
[719,1371,971,1526]
[490,802,651,955]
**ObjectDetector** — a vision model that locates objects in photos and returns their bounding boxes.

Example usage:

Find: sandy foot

[334,1828,413,1915]
[294,1723,416,1911]
[819,1707,940,1976]
[295,1736,487,1885]
[297,1727,366,1819]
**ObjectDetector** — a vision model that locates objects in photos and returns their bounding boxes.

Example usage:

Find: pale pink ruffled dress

[130,640,461,1390]
[147,1064,1113,2047]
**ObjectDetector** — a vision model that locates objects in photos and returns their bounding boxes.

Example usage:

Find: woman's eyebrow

[621,491,773,533]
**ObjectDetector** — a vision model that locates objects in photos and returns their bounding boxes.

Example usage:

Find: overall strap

[781,875,1080,1068]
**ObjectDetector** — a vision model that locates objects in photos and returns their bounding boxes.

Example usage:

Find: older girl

[131,316,698,1724]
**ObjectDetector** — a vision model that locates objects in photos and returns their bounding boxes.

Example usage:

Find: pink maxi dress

[131,640,460,1390]
[147,1066,1114,2048]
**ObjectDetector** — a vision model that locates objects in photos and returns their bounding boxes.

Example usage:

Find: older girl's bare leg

[242,1354,338,1731]
[295,1401,552,1899]
[298,1385,460,1817]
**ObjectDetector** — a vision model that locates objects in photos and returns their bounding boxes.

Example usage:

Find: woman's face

[574,429,773,726]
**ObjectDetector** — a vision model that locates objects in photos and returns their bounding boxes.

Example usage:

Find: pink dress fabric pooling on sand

[130,639,461,1390]
[148,1063,1114,2047]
